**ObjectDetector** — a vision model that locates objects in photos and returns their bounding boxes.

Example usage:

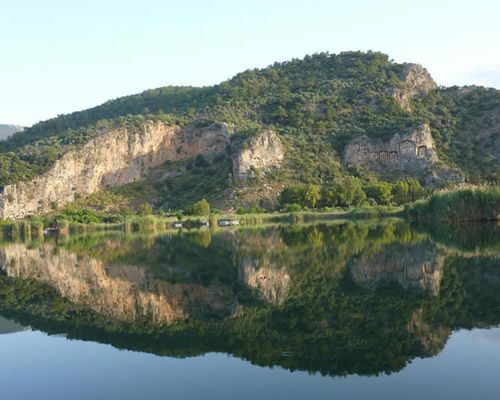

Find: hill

[0,124,24,141]
[0,51,498,217]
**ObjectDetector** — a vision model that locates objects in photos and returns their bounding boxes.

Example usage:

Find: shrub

[285,203,302,212]
[137,203,153,216]
[186,199,210,216]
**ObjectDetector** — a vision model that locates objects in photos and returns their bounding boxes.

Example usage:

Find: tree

[322,177,366,207]
[364,182,394,205]
[187,198,210,216]
[305,185,321,208]
[280,186,306,207]
[392,178,426,205]
[336,176,366,207]
[392,180,410,205]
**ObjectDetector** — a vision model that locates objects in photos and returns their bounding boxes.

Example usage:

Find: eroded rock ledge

[231,130,284,179]
[344,124,438,174]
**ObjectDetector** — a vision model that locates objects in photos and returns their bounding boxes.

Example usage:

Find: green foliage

[280,185,306,207]
[237,206,266,214]
[322,176,366,207]
[285,203,302,212]
[407,186,500,222]
[363,181,394,205]
[63,208,102,224]
[391,178,426,205]
[281,177,424,209]
[138,203,154,216]
[186,198,210,216]
[412,87,500,182]
[304,185,321,208]
[0,50,497,195]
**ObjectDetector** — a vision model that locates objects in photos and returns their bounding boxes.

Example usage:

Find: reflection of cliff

[0,243,234,326]
[239,260,290,305]
[0,223,499,380]
[407,309,450,356]
[235,231,291,305]
[349,241,444,295]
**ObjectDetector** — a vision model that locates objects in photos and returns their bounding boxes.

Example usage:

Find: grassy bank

[0,205,404,241]
[406,186,500,222]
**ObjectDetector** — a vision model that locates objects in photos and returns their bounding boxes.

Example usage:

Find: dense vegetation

[0,51,497,202]
[280,177,426,209]
[407,186,500,222]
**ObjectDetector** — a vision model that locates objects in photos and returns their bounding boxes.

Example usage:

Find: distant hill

[0,124,24,141]
[0,315,26,335]
[0,51,498,216]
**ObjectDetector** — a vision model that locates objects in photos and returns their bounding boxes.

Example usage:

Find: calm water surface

[0,219,498,399]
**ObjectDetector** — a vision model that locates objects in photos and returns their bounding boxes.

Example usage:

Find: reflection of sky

[469,326,500,346]
[2,327,500,399]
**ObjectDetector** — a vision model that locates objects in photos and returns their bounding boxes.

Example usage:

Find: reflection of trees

[0,220,498,378]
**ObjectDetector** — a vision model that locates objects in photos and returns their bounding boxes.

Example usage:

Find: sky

[1,0,499,126]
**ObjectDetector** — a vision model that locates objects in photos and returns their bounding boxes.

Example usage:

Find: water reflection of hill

[0,220,498,377]
[0,315,26,335]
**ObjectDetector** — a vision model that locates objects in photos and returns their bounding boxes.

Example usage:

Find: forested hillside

[0,51,498,202]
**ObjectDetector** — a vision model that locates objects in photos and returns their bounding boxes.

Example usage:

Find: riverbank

[406,186,500,222]
[0,205,403,240]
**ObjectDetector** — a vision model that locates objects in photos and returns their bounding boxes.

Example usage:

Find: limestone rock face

[344,124,442,178]
[393,63,437,111]
[0,243,234,326]
[0,120,288,218]
[0,121,231,219]
[349,242,444,295]
[231,130,284,179]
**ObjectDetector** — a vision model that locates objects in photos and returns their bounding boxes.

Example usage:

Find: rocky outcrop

[343,124,450,182]
[0,243,234,326]
[392,63,437,111]
[0,121,288,218]
[231,130,284,179]
[0,121,231,219]
[349,242,444,295]
[343,122,462,185]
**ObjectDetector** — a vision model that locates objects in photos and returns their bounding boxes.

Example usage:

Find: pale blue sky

[1,0,499,126]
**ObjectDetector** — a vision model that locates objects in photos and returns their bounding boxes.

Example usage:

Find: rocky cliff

[231,130,284,179]
[392,64,437,111]
[344,124,460,184]
[0,121,284,219]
